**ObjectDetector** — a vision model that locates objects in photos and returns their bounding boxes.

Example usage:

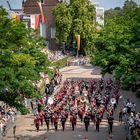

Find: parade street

[4,65,140,140]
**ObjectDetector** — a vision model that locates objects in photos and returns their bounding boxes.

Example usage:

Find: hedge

[51,57,68,69]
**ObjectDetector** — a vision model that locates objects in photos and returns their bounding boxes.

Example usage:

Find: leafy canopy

[91,0,140,90]
[53,0,96,54]
[0,7,51,111]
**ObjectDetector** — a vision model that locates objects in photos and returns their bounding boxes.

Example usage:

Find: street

[3,65,140,140]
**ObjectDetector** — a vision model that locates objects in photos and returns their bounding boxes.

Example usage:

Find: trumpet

[80,96,86,103]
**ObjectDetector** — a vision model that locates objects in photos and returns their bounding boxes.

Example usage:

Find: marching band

[33,78,120,133]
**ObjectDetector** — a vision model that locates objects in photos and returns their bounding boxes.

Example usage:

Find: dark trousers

[45,122,49,131]
[119,116,122,122]
[85,123,89,131]
[80,115,83,122]
[96,124,99,132]
[62,122,65,131]
[72,123,75,131]
[40,119,43,126]
[54,122,58,131]
[109,123,113,133]
[36,124,39,131]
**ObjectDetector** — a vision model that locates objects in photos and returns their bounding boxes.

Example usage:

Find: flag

[12,14,21,21]
[16,15,20,21]
[37,1,45,23]
[35,15,40,29]
[30,15,40,30]
[76,35,80,51]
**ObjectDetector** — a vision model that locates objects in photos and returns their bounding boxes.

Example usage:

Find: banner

[30,15,40,30]
[37,1,45,23]
[76,35,80,51]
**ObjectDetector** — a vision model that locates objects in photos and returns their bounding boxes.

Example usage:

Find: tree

[123,0,137,13]
[104,7,122,20]
[0,7,51,112]
[91,0,140,90]
[53,2,72,43]
[53,0,96,54]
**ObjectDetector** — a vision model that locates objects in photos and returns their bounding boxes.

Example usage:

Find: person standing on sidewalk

[13,125,16,137]
[30,100,34,111]
[119,108,123,123]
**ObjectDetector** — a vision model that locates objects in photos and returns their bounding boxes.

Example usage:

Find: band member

[39,111,44,126]
[70,114,77,131]
[95,116,100,132]
[44,112,50,131]
[61,113,66,131]
[34,115,40,132]
[108,115,114,133]
[53,113,59,131]
[78,108,83,122]
[84,113,90,131]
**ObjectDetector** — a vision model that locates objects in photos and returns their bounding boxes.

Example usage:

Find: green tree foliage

[53,2,72,43]
[53,0,96,54]
[91,0,140,90]
[104,7,122,20]
[0,7,51,111]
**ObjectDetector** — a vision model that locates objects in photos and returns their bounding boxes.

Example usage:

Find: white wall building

[96,7,104,28]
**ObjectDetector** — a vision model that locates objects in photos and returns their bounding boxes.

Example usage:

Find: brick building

[22,0,61,50]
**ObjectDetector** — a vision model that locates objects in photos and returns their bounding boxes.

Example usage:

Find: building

[96,7,104,29]
[22,0,61,50]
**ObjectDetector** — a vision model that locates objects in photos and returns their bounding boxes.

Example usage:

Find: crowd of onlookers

[42,48,90,66]
[124,99,140,131]
[42,49,66,62]
[120,98,140,139]
[67,57,89,66]
[0,104,16,137]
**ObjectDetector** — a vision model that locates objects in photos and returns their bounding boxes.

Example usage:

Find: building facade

[96,7,104,29]
[22,0,61,50]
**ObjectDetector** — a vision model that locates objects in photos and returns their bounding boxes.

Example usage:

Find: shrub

[20,107,30,115]
[51,57,68,69]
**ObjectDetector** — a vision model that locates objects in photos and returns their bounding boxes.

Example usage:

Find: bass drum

[110,98,116,105]
[48,97,54,105]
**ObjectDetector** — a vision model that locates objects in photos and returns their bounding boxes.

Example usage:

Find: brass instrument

[80,96,86,103]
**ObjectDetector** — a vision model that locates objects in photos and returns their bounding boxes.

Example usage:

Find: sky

[0,0,140,10]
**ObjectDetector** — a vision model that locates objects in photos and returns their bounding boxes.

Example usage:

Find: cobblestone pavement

[3,65,140,140]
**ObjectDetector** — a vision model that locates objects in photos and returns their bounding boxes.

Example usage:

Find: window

[51,27,56,39]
